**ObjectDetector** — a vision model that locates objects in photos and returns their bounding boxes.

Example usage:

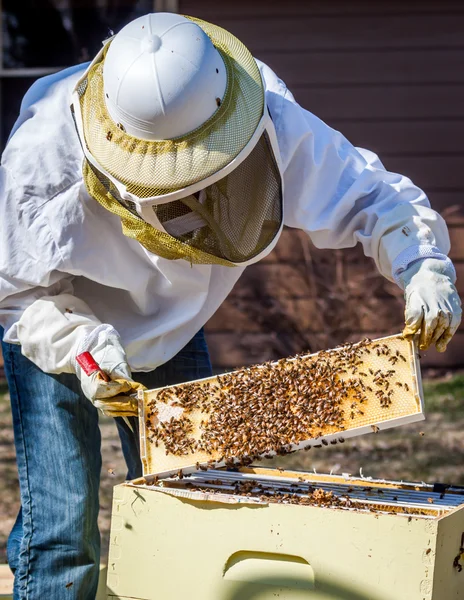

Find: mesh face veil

[71,15,284,266]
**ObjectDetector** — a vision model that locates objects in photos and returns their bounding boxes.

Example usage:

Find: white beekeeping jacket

[0,61,450,372]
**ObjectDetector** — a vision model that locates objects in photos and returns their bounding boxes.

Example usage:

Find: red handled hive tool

[76,351,112,383]
[76,351,136,433]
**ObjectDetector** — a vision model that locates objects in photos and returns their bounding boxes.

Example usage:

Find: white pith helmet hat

[71,13,284,267]
[72,12,269,196]
[103,13,228,140]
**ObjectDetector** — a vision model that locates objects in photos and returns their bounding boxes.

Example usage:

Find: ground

[0,375,463,564]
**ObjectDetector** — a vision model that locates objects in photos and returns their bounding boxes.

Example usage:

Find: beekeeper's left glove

[16,294,143,416]
[397,258,461,352]
[74,327,144,417]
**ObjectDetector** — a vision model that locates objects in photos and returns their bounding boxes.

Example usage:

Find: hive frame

[138,334,424,479]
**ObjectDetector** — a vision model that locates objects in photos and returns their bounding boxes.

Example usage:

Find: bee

[402,226,410,236]
[371,425,380,433]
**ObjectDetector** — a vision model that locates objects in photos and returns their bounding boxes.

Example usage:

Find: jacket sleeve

[0,165,103,373]
[272,85,451,283]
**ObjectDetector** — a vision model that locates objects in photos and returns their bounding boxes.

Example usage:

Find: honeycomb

[139,334,423,477]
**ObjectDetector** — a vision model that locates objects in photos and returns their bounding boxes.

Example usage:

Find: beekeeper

[0,12,460,599]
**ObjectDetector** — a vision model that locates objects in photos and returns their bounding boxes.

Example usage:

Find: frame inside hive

[129,467,464,518]
[139,334,424,478]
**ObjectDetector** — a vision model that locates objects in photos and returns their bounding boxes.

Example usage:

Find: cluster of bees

[146,338,410,461]
[231,480,340,507]
[156,477,430,516]
[156,415,196,456]
[161,476,344,507]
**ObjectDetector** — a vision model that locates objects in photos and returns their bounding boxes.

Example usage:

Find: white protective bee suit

[0,14,460,413]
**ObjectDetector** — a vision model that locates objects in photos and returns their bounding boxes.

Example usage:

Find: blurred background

[0,0,463,569]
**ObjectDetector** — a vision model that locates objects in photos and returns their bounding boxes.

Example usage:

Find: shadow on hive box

[223,573,380,600]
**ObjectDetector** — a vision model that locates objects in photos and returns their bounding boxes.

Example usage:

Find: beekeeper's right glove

[16,294,141,416]
[397,258,461,352]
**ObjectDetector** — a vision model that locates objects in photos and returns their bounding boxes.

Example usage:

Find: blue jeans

[1,328,212,600]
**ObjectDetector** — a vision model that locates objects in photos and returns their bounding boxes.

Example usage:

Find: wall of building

[179,0,464,369]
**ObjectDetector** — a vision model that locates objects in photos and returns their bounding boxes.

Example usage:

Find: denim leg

[6,508,22,573]
[115,328,213,480]
[2,326,212,597]
[2,338,101,600]
[113,416,141,481]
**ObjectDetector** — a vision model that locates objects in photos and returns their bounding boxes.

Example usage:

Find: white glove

[75,326,133,402]
[398,258,462,352]
[16,294,141,414]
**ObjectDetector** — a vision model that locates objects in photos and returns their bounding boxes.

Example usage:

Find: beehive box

[106,334,464,599]
[139,335,424,477]
[106,467,464,600]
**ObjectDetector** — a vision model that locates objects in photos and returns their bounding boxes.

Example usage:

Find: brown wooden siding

[181,0,464,369]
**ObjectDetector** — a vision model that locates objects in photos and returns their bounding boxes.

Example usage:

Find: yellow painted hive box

[107,468,464,600]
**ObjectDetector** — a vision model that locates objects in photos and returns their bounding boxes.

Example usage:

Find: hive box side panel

[107,484,436,600]
[433,506,464,597]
